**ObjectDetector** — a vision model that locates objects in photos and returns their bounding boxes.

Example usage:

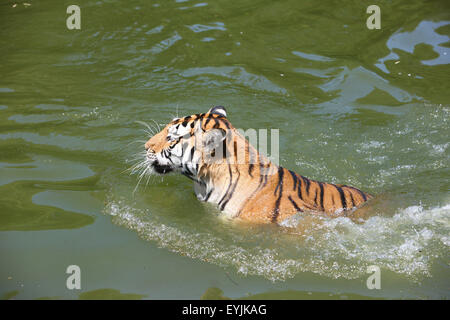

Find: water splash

[105,197,450,282]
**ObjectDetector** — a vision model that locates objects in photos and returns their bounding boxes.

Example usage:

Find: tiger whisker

[125,140,148,149]
[126,162,144,175]
[123,153,148,175]
[140,129,154,137]
[144,171,154,189]
[135,120,156,136]
[133,165,150,194]
[149,118,161,132]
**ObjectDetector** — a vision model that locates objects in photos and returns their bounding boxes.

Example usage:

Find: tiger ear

[208,106,227,117]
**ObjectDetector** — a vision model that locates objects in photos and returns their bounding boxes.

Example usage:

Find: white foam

[105,199,450,282]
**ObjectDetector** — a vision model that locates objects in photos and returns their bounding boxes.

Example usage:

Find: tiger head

[143,106,232,178]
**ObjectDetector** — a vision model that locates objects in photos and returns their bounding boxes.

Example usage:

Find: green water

[1,0,449,300]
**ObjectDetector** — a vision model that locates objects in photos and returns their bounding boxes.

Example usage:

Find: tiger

[142,106,373,224]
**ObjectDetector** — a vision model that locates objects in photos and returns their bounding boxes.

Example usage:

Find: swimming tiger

[142,106,372,223]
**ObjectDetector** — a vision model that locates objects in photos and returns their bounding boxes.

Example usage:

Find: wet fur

[143,107,373,224]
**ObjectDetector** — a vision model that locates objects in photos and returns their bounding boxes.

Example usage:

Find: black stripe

[222,140,227,158]
[272,167,284,222]
[336,185,347,209]
[220,171,240,211]
[183,173,195,181]
[349,191,355,208]
[260,164,269,188]
[204,189,213,201]
[297,175,303,200]
[258,167,264,188]
[358,189,368,201]
[213,118,220,128]
[319,182,324,209]
[274,167,284,196]
[303,177,311,195]
[247,144,255,176]
[218,165,233,207]
[219,118,231,129]
[314,185,319,207]
[289,170,297,191]
[204,116,212,128]
[288,196,303,212]
[183,164,193,176]
[239,162,267,217]
[348,186,367,202]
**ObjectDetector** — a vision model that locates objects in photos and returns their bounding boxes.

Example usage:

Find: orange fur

[144,108,372,224]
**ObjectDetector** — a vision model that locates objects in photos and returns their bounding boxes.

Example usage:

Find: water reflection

[376,20,450,73]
